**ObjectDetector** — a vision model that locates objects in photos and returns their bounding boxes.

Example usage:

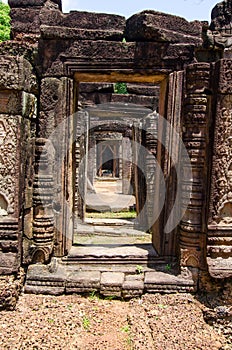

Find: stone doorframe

[61,71,176,257]
[97,141,119,178]
[25,60,214,277]
[57,62,214,275]
[0,1,231,307]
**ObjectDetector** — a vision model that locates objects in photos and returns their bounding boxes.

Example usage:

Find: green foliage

[165,263,171,272]
[89,290,100,300]
[86,210,136,219]
[0,2,10,42]
[82,316,90,331]
[104,295,117,301]
[121,324,130,333]
[136,265,144,274]
[114,82,128,94]
[47,318,55,324]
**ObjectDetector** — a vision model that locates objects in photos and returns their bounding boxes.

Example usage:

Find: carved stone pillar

[180,63,212,269]
[132,122,147,230]
[143,112,158,230]
[32,77,75,260]
[207,59,232,278]
[31,138,55,263]
[122,131,133,195]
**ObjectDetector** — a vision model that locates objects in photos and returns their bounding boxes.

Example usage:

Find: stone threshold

[24,244,197,298]
[84,218,135,226]
[64,244,158,264]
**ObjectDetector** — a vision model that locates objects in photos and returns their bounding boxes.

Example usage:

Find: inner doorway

[97,141,119,178]
[74,77,161,249]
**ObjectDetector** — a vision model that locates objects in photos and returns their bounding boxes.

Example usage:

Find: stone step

[74,234,151,246]
[86,192,135,212]
[24,257,197,298]
[61,244,171,273]
[84,218,135,227]
[74,222,151,245]
[64,243,158,262]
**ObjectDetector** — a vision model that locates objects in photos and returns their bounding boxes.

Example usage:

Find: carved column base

[30,245,54,264]
[180,248,202,269]
[32,206,54,263]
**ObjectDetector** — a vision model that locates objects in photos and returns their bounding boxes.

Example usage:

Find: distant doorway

[97,141,119,178]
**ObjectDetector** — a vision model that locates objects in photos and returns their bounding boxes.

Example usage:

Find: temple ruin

[0,0,231,308]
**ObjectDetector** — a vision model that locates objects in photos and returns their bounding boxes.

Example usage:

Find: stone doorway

[71,72,175,260]
[75,99,154,248]
[97,141,120,178]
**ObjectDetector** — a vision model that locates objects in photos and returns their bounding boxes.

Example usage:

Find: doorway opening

[74,78,160,248]
[97,141,120,178]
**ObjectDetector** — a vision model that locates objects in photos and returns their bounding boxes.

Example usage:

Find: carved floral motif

[0,115,18,216]
[209,95,232,225]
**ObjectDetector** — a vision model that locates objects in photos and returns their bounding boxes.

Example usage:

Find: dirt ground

[0,292,230,350]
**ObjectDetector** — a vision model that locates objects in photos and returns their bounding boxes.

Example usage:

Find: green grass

[86,210,137,219]
[121,325,130,333]
[82,316,90,331]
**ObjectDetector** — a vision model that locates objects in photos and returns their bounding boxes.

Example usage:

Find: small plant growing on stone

[114,82,128,94]
[48,318,55,324]
[136,265,144,274]
[165,264,171,272]
[82,316,90,331]
[104,295,117,301]
[89,290,99,300]
[121,324,130,333]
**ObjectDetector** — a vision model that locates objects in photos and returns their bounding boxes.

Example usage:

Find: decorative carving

[180,63,211,269]
[208,95,232,226]
[1,0,231,305]
[143,112,158,229]
[32,138,55,263]
[0,194,8,216]
[215,60,232,95]
[180,248,201,268]
[207,60,232,267]
[0,116,19,216]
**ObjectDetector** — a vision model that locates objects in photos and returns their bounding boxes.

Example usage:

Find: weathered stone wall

[7,0,206,78]
[0,0,230,305]
[0,53,38,309]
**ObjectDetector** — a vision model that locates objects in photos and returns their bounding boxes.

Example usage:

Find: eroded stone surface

[125,10,203,45]
[0,0,231,310]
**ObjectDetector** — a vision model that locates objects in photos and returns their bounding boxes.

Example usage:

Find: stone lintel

[40,25,124,41]
[74,72,167,84]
